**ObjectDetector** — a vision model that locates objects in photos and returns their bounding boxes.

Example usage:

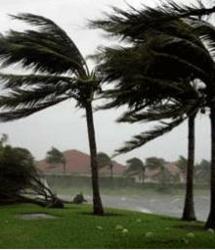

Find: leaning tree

[0,135,62,207]
[0,14,104,215]
[116,81,204,221]
[91,1,215,225]
[92,22,207,221]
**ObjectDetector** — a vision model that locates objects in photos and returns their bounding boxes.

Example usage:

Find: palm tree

[125,158,145,183]
[93,27,206,221]
[176,156,188,176]
[0,14,104,215]
[46,147,66,173]
[124,102,199,221]
[91,1,215,223]
[195,159,210,183]
[97,152,114,179]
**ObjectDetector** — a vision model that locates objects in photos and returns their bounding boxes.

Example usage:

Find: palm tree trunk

[85,102,104,215]
[205,106,215,228]
[182,114,196,221]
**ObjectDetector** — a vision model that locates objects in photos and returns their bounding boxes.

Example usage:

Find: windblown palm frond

[113,117,186,156]
[117,103,187,123]
[0,97,68,122]
[0,73,82,122]
[90,1,215,41]
[189,18,215,57]
[0,85,71,108]
[97,34,212,89]
[0,13,88,76]
[0,74,76,89]
[113,94,200,155]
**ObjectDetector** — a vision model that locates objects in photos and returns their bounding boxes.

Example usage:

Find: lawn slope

[0,204,214,248]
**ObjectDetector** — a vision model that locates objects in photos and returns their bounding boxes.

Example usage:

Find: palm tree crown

[0,13,100,120]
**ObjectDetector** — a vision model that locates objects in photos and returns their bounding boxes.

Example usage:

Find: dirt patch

[19,213,57,220]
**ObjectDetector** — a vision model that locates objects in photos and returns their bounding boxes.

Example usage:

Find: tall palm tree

[94,37,206,221]
[116,80,203,221]
[0,13,104,215]
[91,1,215,223]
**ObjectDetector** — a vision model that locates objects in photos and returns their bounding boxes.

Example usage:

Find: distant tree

[46,147,66,173]
[145,157,167,184]
[159,164,172,190]
[145,157,166,170]
[125,158,145,183]
[97,152,113,178]
[176,156,188,175]
[196,159,210,183]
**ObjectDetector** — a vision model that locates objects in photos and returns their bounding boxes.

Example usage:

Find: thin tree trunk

[182,114,196,221]
[85,103,104,215]
[205,106,215,228]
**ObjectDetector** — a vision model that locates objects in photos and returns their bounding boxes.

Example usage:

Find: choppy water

[100,194,209,221]
[60,192,210,222]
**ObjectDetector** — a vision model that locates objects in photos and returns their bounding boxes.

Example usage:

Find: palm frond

[0,73,75,89]
[97,40,210,88]
[11,13,85,64]
[117,103,184,123]
[0,97,68,122]
[0,13,88,75]
[97,73,199,111]
[0,81,76,110]
[189,18,215,57]
[91,1,215,40]
[113,117,186,156]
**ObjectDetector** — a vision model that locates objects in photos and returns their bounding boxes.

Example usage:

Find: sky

[0,0,211,164]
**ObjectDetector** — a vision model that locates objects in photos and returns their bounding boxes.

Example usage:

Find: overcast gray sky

[0,0,211,164]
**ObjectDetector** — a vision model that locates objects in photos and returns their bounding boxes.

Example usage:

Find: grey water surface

[60,192,210,221]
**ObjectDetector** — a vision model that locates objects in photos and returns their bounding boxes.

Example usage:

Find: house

[127,162,185,184]
[36,149,126,176]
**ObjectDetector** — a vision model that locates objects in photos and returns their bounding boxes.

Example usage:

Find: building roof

[36,149,126,176]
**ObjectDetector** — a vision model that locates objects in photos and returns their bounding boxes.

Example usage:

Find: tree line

[45,147,210,184]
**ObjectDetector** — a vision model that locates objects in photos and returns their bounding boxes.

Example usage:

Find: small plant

[186,232,195,238]
[182,238,189,245]
[145,232,153,238]
[96,226,103,230]
[115,225,124,230]
[121,228,128,234]
[208,228,214,234]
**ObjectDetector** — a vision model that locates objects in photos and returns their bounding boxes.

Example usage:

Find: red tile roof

[36,149,126,176]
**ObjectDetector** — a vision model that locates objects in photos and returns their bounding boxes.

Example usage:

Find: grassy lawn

[0,204,215,248]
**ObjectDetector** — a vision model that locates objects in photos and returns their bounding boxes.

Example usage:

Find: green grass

[0,204,215,248]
